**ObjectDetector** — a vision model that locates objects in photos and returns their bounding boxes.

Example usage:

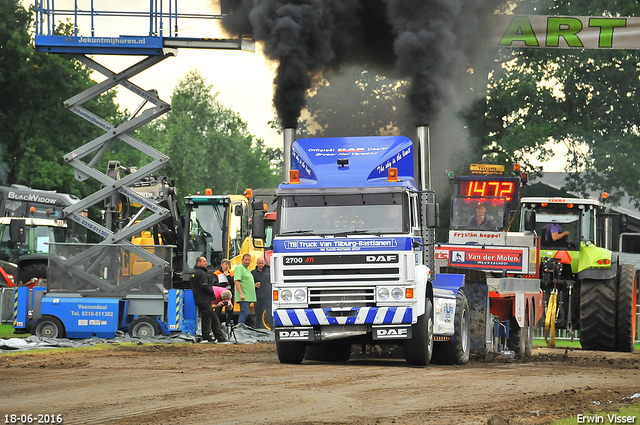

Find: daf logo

[279,330,309,338]
[366,255,397,262]
[376,328,408,337]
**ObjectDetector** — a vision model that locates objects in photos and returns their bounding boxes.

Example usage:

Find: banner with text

[489,15,640,50]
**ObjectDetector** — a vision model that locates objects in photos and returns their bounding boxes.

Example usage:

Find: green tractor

[519,197,638,352]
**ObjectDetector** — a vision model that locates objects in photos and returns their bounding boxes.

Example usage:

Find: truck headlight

[377,287,390,300]
[391,288,403,300]
[281,289,293,302]
[294,289,306,302]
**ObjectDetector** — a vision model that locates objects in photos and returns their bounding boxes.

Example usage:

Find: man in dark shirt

[251,256,272,330]
[467,203,499,230]
[189,256,227,342]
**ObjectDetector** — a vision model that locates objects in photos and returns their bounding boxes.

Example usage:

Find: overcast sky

[28,0,570,171]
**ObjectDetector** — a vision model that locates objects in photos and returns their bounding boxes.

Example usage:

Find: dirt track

[0,342,638,425]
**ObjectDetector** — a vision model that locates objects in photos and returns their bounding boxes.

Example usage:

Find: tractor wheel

[616,264,637,353]
[432,290,470,365]
[129,317,162,338]
[508,300,533,358]
[33,315,65,338]
[276,341,306,364]
[404,298,434,366]
[580,278,617,351]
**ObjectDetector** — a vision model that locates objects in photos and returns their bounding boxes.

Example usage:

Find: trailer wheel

[616,264,637,353]
[305,341,351,362]
[579,278,617,351]
[276,341,306,364]
[405,298,433,366]
[432,290,470,365]
[508,301,533,358]
[33,315,65,338]
[129,317,162,338]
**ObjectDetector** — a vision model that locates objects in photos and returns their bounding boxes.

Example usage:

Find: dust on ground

[0,343,638,424]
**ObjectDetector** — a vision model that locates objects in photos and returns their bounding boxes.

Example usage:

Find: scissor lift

[14,2,253,337]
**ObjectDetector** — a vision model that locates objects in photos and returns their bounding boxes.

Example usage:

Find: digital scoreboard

[456,176,520,204]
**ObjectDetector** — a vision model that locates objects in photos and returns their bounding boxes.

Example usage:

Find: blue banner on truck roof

[285,136,415,189]
[273,237,414,253]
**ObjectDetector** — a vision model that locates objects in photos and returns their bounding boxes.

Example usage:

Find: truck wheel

[129,317,162,338]
[276,341,306,364]
[432,290,470,365]
[33,315,65,338]
[305,342,351,362]
[508,302,533,358]
[616,264,637,353]
[580,278,617,351]
[405,298,433,366]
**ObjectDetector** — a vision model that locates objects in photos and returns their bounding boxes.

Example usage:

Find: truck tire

[305,342,351,362]
[508,301,533,358]
[276,341,306,364]
[580,278,617,351]
[432,290,470,365]
[33,315,65,338]
[616,264,637,353]
[404,298,433,366]
[129,317,162,338]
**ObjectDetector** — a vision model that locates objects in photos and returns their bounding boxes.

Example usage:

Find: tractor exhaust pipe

[283,128,296,183]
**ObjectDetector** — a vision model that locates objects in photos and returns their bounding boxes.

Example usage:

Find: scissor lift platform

[34,1,254,55]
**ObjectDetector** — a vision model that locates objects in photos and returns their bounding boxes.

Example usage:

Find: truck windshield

[279,192,408,236]
[450,197,507,231]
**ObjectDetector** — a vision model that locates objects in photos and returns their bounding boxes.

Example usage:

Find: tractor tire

[276,341,306,364]
[33,315,65,338]
[129,317,162,338]
[580,278,617,351]
[404,298,434,366]
[432,290,470,365]
[305,341,352,362]
[508,301,533,358]
[616,264,637,353]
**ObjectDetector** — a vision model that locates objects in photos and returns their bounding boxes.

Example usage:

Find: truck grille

[308,287,375,308]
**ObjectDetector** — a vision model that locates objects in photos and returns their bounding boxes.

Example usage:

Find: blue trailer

[12,244,198,339]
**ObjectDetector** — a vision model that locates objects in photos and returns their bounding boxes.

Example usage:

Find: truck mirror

[523,210,536,231]
[251,199,265,211]
[252,211,266,241]
[425,203,438,228]
[10,220,26,243]
[234,205,243,216]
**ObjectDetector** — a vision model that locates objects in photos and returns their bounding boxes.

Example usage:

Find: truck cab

[261,133,442,366]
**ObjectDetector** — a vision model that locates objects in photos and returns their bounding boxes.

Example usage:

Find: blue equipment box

[41,297,120,338]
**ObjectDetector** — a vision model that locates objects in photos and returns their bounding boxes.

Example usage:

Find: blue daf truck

[251,128,469,366]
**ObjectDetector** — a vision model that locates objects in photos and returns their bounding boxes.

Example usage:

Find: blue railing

[32,1,242,55]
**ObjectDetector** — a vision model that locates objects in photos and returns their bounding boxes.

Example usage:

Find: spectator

[467,203,499,230]
[212,287,234,321]
[251,256,272,329]
[233,253,256,325]
[189,256,227,342]
[213,258,233,288]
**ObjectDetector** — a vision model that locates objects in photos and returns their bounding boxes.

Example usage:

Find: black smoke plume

[221,0,503,127]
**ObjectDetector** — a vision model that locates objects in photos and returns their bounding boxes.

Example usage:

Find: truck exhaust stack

[416,125,431,191]
[283,128,296,183]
